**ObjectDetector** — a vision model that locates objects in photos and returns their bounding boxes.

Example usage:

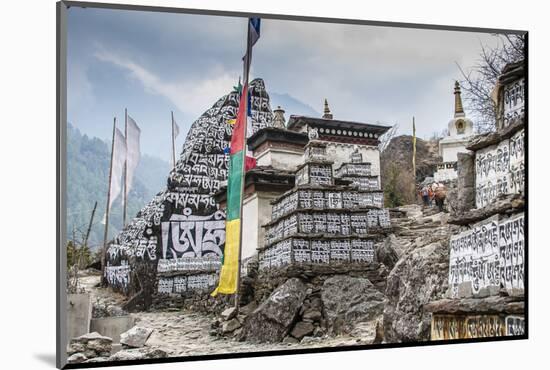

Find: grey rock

[312,326,326,338]
[302,309,322,322]
[86,338,112,353]
[449,193,524,226]
[84,350,98,359]
[120,326,153,348]
[321,275,386,335]
[376,235,400,269]
[108,347,168,361]
[241,278,308,343]
[222,318,242,334]
[424,295,524,315]
[282,336,299,344]
[221,307,238,321]
[85,357,109,363]
[240,301,258,316]
[67,342,86,355]
[383,241,449,343]
[455,152,475,213]
[290,321,315,340]
[69,332,112,358]
[72,332,113,344]
[67,353,87,364]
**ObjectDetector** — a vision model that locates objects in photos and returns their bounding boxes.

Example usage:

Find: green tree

[384,164,404,208]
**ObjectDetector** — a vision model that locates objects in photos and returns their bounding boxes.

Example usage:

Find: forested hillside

[66,124,170,250]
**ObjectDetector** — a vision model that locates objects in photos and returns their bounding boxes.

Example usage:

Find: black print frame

[57,1,528,368]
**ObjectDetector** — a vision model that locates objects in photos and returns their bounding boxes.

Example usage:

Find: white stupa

[434,81,474,182]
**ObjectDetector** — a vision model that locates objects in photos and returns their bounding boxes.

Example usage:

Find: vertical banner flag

[172,113,180,168]
[124,115,141,209]
[212,17,260,296]
[107,128,127,215]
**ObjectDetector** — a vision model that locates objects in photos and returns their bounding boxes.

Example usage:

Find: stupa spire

[322,98,333,119]
[454,81,465,117]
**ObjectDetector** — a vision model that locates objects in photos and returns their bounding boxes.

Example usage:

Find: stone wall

[427,61,525,341]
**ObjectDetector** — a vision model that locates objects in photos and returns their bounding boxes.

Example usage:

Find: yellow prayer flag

[211,219,241,296]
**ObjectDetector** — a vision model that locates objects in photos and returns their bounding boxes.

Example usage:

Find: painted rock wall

[105,79,273,307]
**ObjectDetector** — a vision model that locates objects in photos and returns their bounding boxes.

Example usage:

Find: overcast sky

[67,6,503,160]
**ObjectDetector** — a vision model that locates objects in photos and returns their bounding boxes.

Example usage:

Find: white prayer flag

[171,115,180,168]
[172,119,180,139]
[124,115,141,204]
[108,127,127,212]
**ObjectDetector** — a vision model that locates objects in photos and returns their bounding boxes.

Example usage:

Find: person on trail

[427,186,434,206]
[420,186,430,206]
[433,182,447,212]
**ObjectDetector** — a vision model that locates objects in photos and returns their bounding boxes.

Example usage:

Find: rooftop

[286,115,392,136]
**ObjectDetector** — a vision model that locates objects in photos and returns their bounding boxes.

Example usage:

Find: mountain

[269,92,320,118]
[66,124,170,250]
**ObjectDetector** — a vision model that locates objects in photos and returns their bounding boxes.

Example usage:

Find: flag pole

[412,116,416,181]
[171,111,176,169]
[101,117,117,285]
[234,19,253,312]
[123,108,128,227]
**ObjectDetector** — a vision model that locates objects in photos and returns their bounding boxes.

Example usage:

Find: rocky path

[78,273,374,361]
[73,204,450,362]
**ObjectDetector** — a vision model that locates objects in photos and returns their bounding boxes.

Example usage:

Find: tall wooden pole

[234,20,252,312]
[83,201,97,249]
[101,118,116,285]
[412,116,417,182]
[123,108,128,227]
[171,111,176,169]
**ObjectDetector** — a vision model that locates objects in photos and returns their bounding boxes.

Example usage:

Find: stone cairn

[105,79,274,310]
[425,60,525,340]
[258,141,391,273]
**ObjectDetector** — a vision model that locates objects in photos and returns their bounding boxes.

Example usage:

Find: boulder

[67,353,87,364]
[383,241,449,343]
[290,321,315,340]
[240,301,258,316]
[120,326,153,348]
[68,332,112,358]
[220,307,238,321]
[376,235,401,269]
[241,278,308,343]
[222,318,242,334]
[321,276,386,335]
[108,347,168,362]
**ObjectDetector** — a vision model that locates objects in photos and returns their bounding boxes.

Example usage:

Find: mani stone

[120,326,153,348]
[321,275,386,335]
[109,79,274,307]
[241,278,308,343]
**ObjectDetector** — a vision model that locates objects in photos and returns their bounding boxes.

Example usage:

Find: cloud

[94,48,238,116]
[67,61,95,116]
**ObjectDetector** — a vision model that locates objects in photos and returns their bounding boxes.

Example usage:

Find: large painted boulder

[105,79,273,309]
